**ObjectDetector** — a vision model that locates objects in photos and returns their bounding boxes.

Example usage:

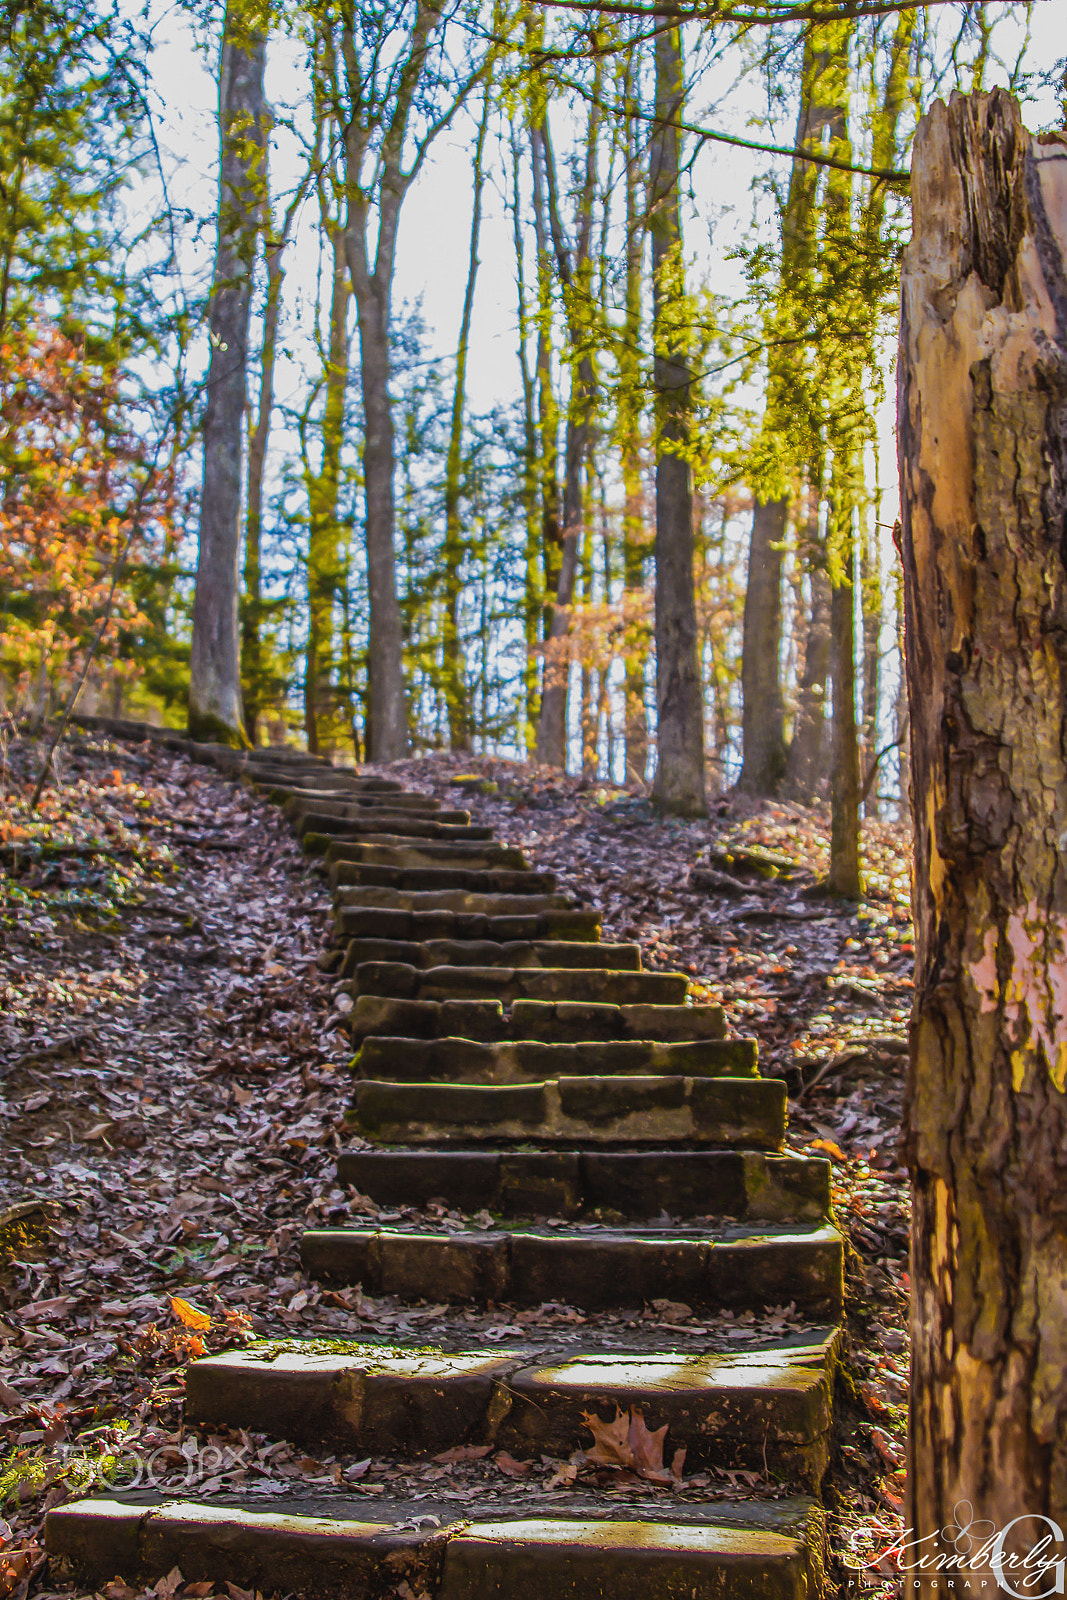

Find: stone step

[301,1225,841,1319]
[342,939,639,972]
[330,863,558,895]
[320,839,530,870]
[350,1074,786,1148]
[184,1330,838,1483]
[266,782,443,810]
[337,911,600,958]
[334,887,579,914]
[288,796,470,824]
[298,811,492,842]
[348,996,724,1045]
[46,1495,827,1600]
[352,963,689,1006]
[336,1147,831,1221]
[352,1036,757,1084]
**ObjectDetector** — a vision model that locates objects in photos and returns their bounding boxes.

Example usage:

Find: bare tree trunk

[860,512,881,818]
[828,500,861,896]
[785,516,831,801]
[534,82,602,770]
[441,85,490,752]
[648,26,705,817]
[509,128,542,756]
[900,89,1067,1572]
[304,211,350,754]
[188,4,266,746]
[620,58,648,788]
[738,495,787,793]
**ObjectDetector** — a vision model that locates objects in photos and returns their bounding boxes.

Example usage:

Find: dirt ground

[0,731,911,1598]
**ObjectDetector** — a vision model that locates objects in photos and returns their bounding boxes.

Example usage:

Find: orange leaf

[170,1296,211,1331]
[810,1138,848,1164]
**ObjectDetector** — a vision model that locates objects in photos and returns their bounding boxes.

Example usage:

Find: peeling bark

[900,90,1067,1569]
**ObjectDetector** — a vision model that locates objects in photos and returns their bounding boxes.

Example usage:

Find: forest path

[0,726,910,1597]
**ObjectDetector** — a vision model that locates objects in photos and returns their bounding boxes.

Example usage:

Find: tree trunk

[828,502,861,897]
[620,61,648,788]
[188,4,266,747]
[441,85,490,753]
[900,89,1067,1573]
[785,528,831,802]
[508,128,542,755]
[860,512,881,818]
[648,26,705,817]
[737,495,787,794]
[304,213,350,755]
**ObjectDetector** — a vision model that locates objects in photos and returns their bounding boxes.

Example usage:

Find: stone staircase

[46,737,842,1599]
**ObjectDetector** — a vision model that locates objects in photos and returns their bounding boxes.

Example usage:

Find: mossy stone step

[184,1333,837,1484]
[46,1496,827,1600]
[342,939,639,972]
[335,1147,831,1221]
[351,1036,756,1084]
[298,812,492,842]
[337,911,600,958]
[350,1074,785,1148]
[352,963,688,1006]
[329,864,558,895]
[301,1225,842,1318]
[334,887,579,914]
[348,996,724,1045]
[288,797,470,824]
[267,782,443,810]
[320,839,529,870]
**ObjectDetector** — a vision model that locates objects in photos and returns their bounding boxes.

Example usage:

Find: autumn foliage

[0,323,177,716]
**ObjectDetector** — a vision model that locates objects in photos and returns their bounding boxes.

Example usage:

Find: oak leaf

[170,1296,211,1331]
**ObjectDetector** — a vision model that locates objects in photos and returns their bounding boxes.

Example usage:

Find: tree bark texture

[648,26,705,817]
[188,4,266,746]
[621,63,649,788]
[828,516,861,897]
[900,90,1067,1573]
[738,496,787,794]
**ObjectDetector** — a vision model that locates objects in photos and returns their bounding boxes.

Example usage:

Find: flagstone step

[351,1036,756,1083]
[350,1074,786,1148]
[319,839,530,870]
[266,782,444,810]
[45,1494,827,1600]
[330,863,559,895]
[352,963,689,1006]
[184,1330,838,1482]
[301,1224,841,1318]
[336,1147,830,1221]
[289,797,471,824]
[298,811,492,842]
[334,887,579,914]
[337,912,601,958]
[342,939,640,972]
[348,997,725,1045]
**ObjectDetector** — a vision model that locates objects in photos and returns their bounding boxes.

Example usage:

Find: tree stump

[899,88,1067,1576]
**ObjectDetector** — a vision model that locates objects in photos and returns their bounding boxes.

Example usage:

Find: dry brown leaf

[492,1451,532,1478]
[580,1406,684,1484]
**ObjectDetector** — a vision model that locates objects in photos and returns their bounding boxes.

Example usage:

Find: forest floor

[1,730,910,1599]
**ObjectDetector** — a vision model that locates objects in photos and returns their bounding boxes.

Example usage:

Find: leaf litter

[2,735,912,1597]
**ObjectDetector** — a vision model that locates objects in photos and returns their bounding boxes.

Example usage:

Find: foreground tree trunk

[188,4,266,746]
[648,26,705,817]
[900,89,1067,1571]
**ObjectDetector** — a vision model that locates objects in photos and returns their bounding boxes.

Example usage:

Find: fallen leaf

[170,1297,211,1331]
[492,1451,532,1478]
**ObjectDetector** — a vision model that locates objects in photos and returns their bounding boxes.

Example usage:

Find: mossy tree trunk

[900,89,1067,1569]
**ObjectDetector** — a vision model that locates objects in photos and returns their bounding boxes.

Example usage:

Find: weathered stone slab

[349,1074,786,1148]
[322,839,529,870]
[301,1225,842,1318]
[353,964,689,1006]
[329,865,558,895]
[335,1148,832,1222]
[298,812,490,842]
[350,1036,757,1084]
[336,911,602,959]
[340,939,639,972]
[510,1000,726,1043]
[334,887,579,914]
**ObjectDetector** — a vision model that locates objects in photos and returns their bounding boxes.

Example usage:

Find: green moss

[186,709,250,749]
